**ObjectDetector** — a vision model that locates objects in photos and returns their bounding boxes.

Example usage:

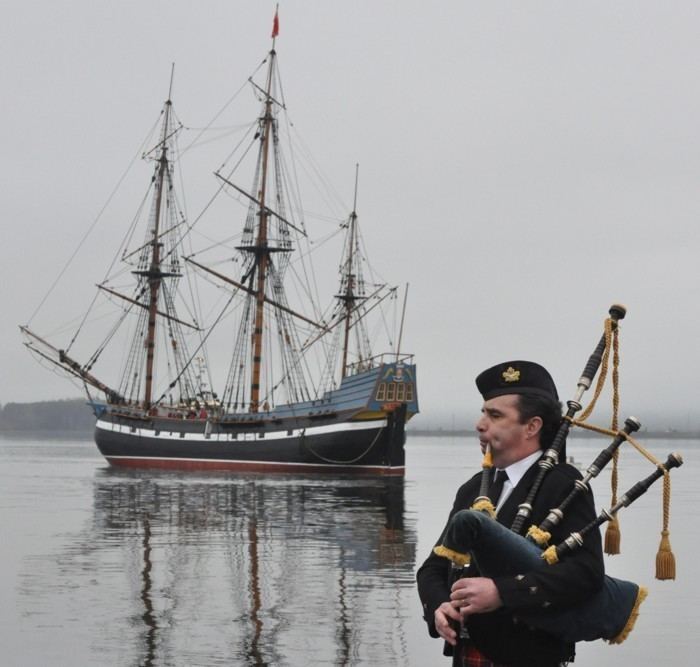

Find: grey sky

[2,1,698,430]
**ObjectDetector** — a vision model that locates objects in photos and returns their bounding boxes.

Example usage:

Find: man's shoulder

[535,460,583,497]
[453,471,483,503]
[546,460,583,482]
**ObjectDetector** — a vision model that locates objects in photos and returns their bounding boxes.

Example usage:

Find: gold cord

[605,326,621,554]
[569,314,675,578]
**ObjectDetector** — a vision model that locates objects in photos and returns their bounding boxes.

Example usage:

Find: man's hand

[434,600,462,646]
[434,577,503,646]
[450,576,503,616]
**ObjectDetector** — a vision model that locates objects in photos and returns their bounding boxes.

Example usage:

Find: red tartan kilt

[459,643,566,667]
[461,643,506,667]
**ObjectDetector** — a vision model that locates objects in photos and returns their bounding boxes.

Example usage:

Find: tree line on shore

[0,399,95,432]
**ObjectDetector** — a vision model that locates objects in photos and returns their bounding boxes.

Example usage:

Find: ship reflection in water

[90,470,416,666]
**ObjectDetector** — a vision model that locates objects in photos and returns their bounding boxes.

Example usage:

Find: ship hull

[95,412,406,475]
[93,361,417,475]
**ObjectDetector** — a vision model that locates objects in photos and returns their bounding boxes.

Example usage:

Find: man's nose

[476,414,486,432]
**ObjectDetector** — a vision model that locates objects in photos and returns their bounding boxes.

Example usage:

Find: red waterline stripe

[105,456,405,476]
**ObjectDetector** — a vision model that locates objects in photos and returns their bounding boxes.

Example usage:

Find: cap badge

[502,367,520,383]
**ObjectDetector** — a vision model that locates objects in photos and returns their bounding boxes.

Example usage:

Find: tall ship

[21,17,418,475]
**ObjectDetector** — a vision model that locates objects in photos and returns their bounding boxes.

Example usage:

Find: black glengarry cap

[476,360,558,401]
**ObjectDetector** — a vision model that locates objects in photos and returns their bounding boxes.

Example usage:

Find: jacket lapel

[495,456,543,527]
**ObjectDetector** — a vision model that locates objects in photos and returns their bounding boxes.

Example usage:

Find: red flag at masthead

[271,8,280,38]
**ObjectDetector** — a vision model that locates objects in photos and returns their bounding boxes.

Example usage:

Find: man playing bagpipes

[417,305,683,666]
[417,360,602,666]
[417,341,682,667]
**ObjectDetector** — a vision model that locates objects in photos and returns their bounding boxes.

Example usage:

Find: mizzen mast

[333,164,376,380]
[340,166,360,378]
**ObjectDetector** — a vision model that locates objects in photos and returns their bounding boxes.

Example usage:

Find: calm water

[1,434,697,666]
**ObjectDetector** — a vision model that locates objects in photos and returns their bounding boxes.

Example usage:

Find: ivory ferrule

[516,503,532,518]
[542,450,558,466]
[574,479,589,492]
[601,508,614,522]
[565,532,584,550]
[567,398,583,412]
[544,508,563,526]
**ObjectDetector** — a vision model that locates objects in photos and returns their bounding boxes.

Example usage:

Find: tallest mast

[142,83,174,409]
[249,9,279,413]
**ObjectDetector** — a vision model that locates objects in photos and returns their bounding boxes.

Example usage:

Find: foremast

[29,72,209,413]
[140,95,174,409]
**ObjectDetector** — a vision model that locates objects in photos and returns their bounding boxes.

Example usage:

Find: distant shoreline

[1,399,697,441]
[0,398,94,433]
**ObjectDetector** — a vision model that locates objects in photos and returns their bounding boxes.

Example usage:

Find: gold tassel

[433,545,471,567]
[656,529,676,580]
[541,545,559,565]
[604,515,621,555]
[526,525,551,547]
[655,471,676,580]
[605,447,622,555]
[607,586,648,644]
[470,498,497,518]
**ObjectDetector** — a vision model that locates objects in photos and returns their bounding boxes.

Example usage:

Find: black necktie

[488,469,506,505]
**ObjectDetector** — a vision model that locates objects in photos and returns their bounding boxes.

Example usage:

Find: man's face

[476,394,540,468]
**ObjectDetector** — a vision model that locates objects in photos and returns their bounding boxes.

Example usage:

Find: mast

[340,166,360,378]
[249,37,277,413]
[142,105,169,409]
[220,9,316,413]
[141,73,174,409]
[22,67,205,411]
[395,283,409,361]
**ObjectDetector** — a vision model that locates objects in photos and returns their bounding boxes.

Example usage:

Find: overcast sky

[2,1,699,431]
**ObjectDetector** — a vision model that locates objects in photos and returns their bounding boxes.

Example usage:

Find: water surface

[1,434,696,665]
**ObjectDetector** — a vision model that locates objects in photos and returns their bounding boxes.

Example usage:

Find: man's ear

[526,416,543,439]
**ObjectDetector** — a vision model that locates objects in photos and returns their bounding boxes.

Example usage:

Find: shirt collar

[499,449,542,487]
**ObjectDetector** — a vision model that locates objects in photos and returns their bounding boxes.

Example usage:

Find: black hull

[94,406,407,475]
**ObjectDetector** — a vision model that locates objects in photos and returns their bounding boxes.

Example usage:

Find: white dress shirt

[494,449,542,514]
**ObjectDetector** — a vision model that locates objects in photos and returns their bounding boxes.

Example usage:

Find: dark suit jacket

[416,457,604,667]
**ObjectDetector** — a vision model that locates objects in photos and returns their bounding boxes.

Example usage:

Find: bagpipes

[436,305,682,646]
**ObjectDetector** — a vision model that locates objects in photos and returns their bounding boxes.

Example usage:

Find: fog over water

[2,1,699,430]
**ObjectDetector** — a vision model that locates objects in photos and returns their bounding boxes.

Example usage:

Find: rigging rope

[300,425,386,465]
[27,115,161,328]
